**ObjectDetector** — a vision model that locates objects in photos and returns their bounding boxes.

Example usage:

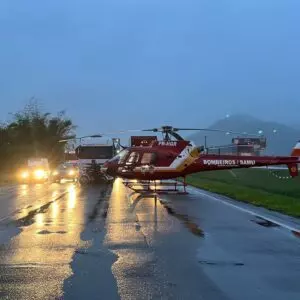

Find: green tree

[1,102,76,169]
[0,125,10,168]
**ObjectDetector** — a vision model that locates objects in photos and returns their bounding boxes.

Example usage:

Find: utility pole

[204,136,207,153]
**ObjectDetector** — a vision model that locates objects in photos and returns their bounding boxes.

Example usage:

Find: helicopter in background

[99,126,300,193]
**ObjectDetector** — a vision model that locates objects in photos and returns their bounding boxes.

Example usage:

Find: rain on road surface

[0,179,300,299]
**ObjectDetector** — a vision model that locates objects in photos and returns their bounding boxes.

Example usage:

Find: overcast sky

[1,0,300,136]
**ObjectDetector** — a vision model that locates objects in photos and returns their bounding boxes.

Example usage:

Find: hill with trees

[189,114,300,155]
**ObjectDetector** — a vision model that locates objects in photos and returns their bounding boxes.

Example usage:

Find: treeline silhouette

[0,102,76,170]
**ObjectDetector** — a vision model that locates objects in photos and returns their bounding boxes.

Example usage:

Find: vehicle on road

[50,163,79,183]
[18,158,50,183]
[75,143,118,184]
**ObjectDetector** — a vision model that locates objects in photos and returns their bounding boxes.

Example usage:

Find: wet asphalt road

[0,179,300,299]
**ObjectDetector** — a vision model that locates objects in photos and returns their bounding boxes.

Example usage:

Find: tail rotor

[288,141,300,177]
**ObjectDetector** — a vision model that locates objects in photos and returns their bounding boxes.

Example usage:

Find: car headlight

[21,171,29,179]
[52,171,59,176]
[68,169,75,176]
[34,169,45,179]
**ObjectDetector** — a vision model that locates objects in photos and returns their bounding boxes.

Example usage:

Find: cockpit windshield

[111,149,129,164]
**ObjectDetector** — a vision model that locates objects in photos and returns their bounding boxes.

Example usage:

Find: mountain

[188,114,300,155]
[291,123,300,131]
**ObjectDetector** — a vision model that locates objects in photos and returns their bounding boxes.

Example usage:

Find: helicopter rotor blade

[66,125,264,140]
[141,128,159,132]
[104,129,143,134]
[173,128,224,132]
[172,128,263,137]
[140,126,263,137]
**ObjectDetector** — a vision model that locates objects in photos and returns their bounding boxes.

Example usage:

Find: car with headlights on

[18,167,49,183]
[50,163,79,183]
[18,158,50,183]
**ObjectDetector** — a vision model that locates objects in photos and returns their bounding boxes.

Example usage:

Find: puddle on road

[15,201,53,227]
[159,198,205,237]
[37,230,52,235]
[292,230,300,238]
[128,192,205,238]
[0,183,97,300]
[14,191,68,227]
[88,185,112,222]
[37,230,68,235]
[252,216,280,228]
[57,230,67,234]
[199,260,244,266]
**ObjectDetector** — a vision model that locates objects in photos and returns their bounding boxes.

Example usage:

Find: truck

[64,150,78,164]
[75,144,116,184]
[75,144,115,166]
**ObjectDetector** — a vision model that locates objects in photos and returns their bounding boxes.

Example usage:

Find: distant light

[273,129,277,133]
[225,132,230,135]
[258,130,263,135]
[226,114,230,118]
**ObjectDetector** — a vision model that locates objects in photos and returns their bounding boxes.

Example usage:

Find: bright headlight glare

[52,171,59,176]
[34,169,45,178]
[21,171,29,178]
[68,169,75,176]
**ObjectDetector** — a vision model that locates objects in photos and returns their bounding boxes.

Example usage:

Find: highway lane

[0,182,119,299]
[0,182,87,299]
[162,187,300,300]
[0,180,299,299]
[0,183,69,223]
[65,179,300,299]
[0,183,76,250]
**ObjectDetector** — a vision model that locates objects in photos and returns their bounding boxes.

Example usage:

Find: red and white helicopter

[99,126,300,193]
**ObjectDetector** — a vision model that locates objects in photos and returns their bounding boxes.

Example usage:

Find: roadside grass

[186,169,300,218]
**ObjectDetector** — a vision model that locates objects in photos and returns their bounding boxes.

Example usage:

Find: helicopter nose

[100,164,108,173]
[100,166,106,172]
[101,161,117,176]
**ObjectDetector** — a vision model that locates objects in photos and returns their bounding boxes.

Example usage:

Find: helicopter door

[141,153,157,165]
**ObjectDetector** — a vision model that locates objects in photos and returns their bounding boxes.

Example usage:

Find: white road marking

[189,186,300,233]
[0,216,10,222]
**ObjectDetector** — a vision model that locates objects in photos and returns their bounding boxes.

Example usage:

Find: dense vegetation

[186,169,300,217]
[0,102,75,171]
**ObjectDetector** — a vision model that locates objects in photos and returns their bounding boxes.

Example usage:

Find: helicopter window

[141,153,157,165]
[118,149,130,164]
[126,152,140,165]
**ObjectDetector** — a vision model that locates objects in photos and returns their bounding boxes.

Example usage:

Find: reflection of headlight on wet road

[34,169,45,179]
[52,202,59,219]
[68,185,76,209]
[52,191,58,199]
[36,213,44,226]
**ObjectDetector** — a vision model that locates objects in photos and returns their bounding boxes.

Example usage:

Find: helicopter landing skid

[123,179,188,194]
